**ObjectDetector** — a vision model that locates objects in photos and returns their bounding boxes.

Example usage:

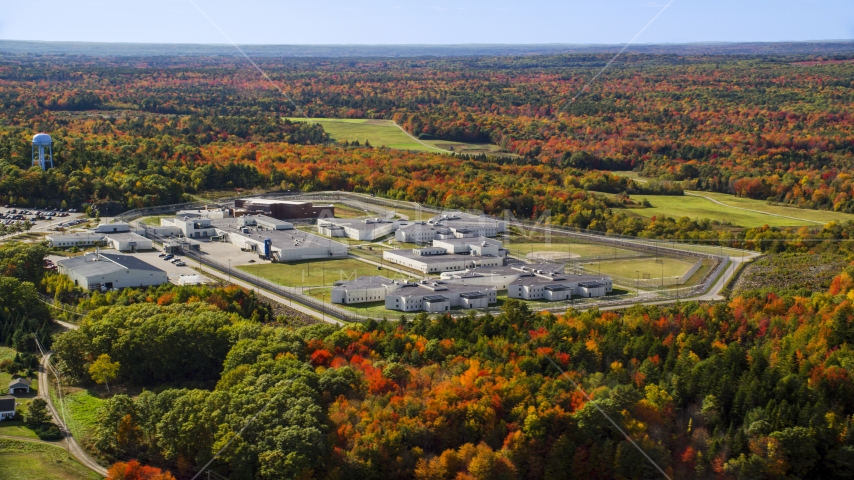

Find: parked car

[163,254,174,260]
[175,261,187,267]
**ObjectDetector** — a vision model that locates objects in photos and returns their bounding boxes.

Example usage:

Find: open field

[504,241,637,260]
[237,257,415,287]
[578,257,697,282]
[287,118,442,152]
[332,203,374,218]
[420,139,508,156]
[606,189,854,228]
[688,191,854,225]
[49,386,103,444]
[0,438,101,480]
[287,118,505,155]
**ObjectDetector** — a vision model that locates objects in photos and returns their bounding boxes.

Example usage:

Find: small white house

[0,395,16,421]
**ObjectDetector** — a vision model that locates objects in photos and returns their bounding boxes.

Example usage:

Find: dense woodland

[1,53,853,240]
[43,256,854,480]
[2,52,854,479]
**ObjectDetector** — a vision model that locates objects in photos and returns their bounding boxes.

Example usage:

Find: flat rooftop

[387,281,494,299]
[212,218,342,251]
[449,263,566,277]
[250,215,293,227]
[512,273,610,287]
[321,217,396,232]
[387,249,500,264]
[239,198,312,206]
[104,232,149,241]
[57,251,165,276]
[429,212,499,224]
[334,275,395,289]
[434,236,502,246]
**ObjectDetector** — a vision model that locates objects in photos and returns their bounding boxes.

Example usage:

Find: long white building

[382,237,506,274]
[395,212,505,243]
[508,272,612,301]
[57,251,167,290]
[330,276,405,304]
[385,281,497,312]
[47,232,152,252]
[318,218,399,241]
[440,263,566,290]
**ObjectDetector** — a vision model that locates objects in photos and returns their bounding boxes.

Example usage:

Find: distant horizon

[4,39,854,48]
[2,1,852,46]
[3,38,854,58]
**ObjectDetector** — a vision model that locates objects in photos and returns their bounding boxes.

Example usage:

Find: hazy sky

[2,0,852,45]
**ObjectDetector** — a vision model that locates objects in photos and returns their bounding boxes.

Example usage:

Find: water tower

[32,133,54,170]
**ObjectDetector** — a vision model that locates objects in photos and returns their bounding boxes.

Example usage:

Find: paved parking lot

[132,250,215,285]
[194,239,273,267]
[0,206,87,235]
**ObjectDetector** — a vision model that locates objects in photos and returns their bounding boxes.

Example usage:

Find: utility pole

[636,270,640,296]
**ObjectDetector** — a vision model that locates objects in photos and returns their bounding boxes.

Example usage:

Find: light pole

[636,270,639,296]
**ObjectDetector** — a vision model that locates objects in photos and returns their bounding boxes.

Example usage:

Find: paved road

[38,352,108,478]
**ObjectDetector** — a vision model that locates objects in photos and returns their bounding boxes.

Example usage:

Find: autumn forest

[2,49,854,479]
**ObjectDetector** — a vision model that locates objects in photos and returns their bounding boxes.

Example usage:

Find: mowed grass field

[0,438,101,480]
[578,257,697,281]
[623,193,829,228]
[286,118,443,152]
[287,117,505,155]
[237,258,415,287]
[504,241,637,260]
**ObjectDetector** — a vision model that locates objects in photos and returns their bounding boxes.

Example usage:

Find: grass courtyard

[237,257,416,287]
[0,438,101,480]
[576,257,698,283]
[504,240,637,260]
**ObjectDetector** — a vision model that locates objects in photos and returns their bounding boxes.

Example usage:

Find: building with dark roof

[508,272,612,301]
[234,198,334,220]
[0,395,16,421]
[8,378,30,395]
[385,281,497,312]
[56,251,168,290]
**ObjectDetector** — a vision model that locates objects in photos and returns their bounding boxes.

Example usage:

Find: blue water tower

[32,133,54,170]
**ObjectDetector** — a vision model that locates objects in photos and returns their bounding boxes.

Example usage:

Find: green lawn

[504,241,636,260]
[49,387,103,444]
[0,438,101,480]
[0,422,40,440]
[237,258,415,287]
[287,117,442,152]
[690,191,854,225]
[136,215,173,227]
[577,257,697,282]
[287,118,505,156]
[619,191,854,228]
